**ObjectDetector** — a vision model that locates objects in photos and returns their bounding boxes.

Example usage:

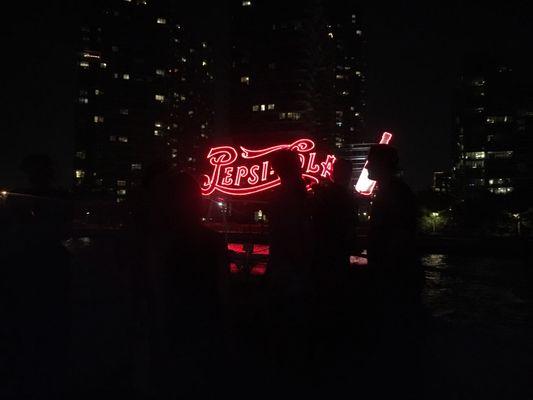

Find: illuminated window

[155,94,165,102]
[78,97,89,104]
[100,62,107,68]
[75,170,85,178]
[287,112,301,120]
[202,60,207,66]
[336,74,344,80]
[83,52,100,59]
[154,122,162,128]
[157,17,166,24]
[490,187,514,194]
[356,30,362,35]
[202,42,207,48]
[487,151,513,159]
[76,151,86,159]
[95,89,102,95]
[117,189,127,195]
[328,32,334,39]
[131,163,142,170]
[279,112,286,119]
[464,151,485,159]
[241,76,250,84]
[156,69,165,76]
[267,104,275,110]
[486,116,510,123]
[154,130,161,136]
[123,74,130,80]
[242,0,251,6]
[260,104,266,111]
[341,91,349,96]
[93,115,104,123]
[118,136,128,143]
[79,61,89,68]
[117,180,126,187]
[119,109,129,115]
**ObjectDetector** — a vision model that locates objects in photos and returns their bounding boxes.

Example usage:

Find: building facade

[226,0,365,151]
[452,61,533,199]
[73,0,214,202]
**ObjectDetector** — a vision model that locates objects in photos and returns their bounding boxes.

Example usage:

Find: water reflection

[422,254,532,328]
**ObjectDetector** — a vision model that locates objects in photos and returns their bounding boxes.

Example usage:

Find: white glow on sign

[354,132,392,196]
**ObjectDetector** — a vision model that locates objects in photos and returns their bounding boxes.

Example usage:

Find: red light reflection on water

[227,243,245,253]
[227,243,269,255]
[250,263,267,275]
[228,243,366,274]
[252,244,269,255]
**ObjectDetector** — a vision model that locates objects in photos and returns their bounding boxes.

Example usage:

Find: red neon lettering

[355,132,393,196]
[320,155,336,178]
[235,166,249,186]
[306,152,320,173]
[221,167,234,186]
[201,138,336,197]
[202,146,238,196]
[261,161,269,182]
[248,165,260,185]
[298,154,306,169]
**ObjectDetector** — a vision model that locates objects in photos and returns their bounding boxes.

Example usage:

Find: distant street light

[512,213,521,236]
[430,212,439,233]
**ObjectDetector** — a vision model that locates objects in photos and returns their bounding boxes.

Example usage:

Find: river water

[420,253,533,399]
[66,235,533,398]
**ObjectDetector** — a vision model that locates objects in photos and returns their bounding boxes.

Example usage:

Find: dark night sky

[1,1,532,191]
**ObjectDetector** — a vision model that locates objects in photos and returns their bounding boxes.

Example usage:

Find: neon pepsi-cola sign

[202,139,336,196]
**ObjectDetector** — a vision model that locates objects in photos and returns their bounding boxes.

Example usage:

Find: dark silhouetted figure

[0,154,71,397]
[365,144,424,398]
[135,168,228,398]
[312,157,358,285]
[266,149,312,394]
[310,158,359,390]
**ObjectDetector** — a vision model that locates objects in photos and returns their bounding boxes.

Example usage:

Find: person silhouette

[137,168,228,398]
[1,154,71,397]
[311,157,358,286]
[365,144,424,397]
[265,149,312,394]
[309,157,359,386]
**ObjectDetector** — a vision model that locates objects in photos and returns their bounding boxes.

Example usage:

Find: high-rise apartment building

[452,60,533,198]
[226,0,365,151]
[73,0,214,202]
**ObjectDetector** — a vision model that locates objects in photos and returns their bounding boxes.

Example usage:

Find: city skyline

[2,1,533,191]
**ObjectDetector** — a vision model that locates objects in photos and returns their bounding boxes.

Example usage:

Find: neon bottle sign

[202,138,336,196]
[354,132,393,196]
